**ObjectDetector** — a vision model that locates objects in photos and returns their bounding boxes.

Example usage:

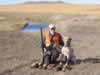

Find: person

[39,24,64,69]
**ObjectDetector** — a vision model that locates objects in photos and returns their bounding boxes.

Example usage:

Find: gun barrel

[40,27,44,53]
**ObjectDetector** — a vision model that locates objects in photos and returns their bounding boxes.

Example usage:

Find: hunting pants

[43,46,59,65]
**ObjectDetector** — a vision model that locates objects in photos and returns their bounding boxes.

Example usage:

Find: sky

[0,0,100,5]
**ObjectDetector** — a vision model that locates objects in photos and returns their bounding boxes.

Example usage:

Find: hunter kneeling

[31,24,64,69]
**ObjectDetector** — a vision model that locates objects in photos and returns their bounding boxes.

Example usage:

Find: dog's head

[63,36,72,47]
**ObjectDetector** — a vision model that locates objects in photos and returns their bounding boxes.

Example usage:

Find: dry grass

[0,4,100,15]
[0,4,100,75]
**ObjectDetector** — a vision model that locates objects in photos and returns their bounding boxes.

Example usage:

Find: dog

[56,36,76,71]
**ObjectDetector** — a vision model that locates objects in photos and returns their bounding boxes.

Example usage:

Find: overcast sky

[0,0,100,5]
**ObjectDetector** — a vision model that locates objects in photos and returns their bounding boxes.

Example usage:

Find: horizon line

[0,1,100,5]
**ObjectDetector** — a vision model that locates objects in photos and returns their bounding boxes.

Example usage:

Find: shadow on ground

[77,58,100,64]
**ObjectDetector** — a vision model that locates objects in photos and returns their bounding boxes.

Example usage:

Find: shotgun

[40,27,45,65]
[40,27,44,54]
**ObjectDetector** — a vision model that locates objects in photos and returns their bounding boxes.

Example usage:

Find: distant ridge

[22,1,65,4]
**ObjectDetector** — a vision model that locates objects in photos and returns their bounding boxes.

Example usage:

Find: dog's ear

[67,37,72,47]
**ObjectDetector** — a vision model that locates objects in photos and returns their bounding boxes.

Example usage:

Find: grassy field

[0,4,100,15]
[0,4,100,75]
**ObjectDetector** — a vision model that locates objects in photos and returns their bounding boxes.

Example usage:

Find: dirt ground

[0,13,100,75]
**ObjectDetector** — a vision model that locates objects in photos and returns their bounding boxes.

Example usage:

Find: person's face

[49,28,55,35]
[51,28,55,31]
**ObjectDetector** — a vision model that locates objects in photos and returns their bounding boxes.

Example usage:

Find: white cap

[49,24,56,29]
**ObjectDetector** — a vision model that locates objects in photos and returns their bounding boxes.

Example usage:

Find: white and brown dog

[56,36,76,71]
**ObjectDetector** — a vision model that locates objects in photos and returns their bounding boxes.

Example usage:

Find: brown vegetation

[0,4,100,15]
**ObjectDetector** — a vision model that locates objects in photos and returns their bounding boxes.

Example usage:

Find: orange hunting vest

[45,31,60,47]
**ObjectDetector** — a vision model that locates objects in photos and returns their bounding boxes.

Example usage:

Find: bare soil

[0,13,100,75]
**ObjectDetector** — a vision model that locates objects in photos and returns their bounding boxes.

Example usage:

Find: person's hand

[43,48,47,56]
[52,44,58,48]
[54,44,62,49]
